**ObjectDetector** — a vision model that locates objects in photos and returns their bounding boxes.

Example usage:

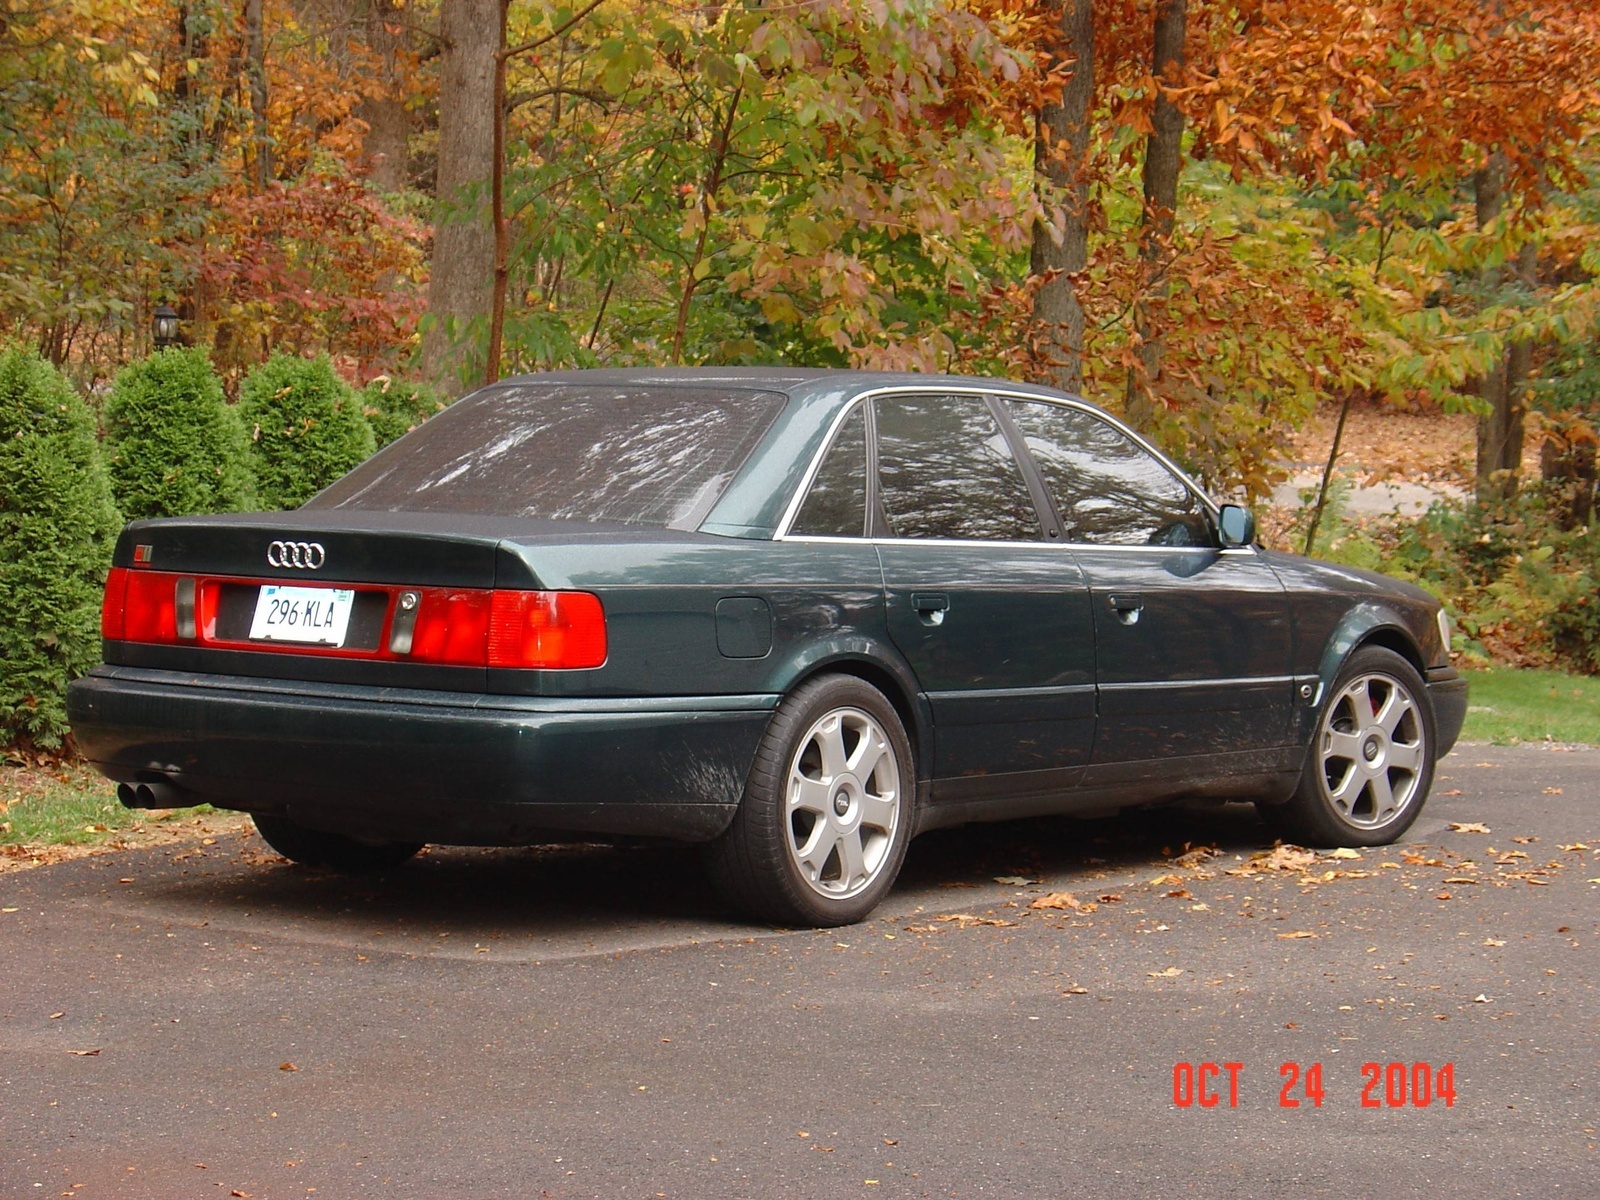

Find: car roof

[495,367,1082,406]
[484,369,1096,540]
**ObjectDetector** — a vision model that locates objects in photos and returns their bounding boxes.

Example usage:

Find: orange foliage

[195,174,426,380]
[1182,0,1600,202]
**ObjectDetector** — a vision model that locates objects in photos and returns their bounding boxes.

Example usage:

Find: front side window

[1006,399,1210,546]
[875,394,1041,542]
[791,406,868,537]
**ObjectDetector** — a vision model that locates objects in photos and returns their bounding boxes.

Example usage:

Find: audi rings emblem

[266,540,326,570]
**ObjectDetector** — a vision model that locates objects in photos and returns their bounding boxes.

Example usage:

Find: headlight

[1436,607,1453,655]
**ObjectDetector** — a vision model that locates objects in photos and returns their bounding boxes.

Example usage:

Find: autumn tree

[473,0,1051,380]
[1181,0,1600,498]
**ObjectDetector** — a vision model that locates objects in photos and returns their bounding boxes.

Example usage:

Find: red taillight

[408,590,492,666]
[488,590,607,669]
[119,569,180,643]
[100,566,130,640]
[100,570,606,671]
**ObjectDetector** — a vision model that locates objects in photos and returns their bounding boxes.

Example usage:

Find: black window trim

[775,385,1227,549]
[867,390,1047,543]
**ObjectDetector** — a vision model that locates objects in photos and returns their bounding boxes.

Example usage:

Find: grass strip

[1459,666,1600,746]
[1,762,213,847]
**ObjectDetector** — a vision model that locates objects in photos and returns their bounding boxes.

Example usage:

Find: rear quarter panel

[497,537,908,703]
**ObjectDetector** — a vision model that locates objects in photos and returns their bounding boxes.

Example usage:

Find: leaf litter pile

[899,834,1599,939]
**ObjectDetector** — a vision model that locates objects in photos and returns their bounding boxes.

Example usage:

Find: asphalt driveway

[2,741,1595,1199]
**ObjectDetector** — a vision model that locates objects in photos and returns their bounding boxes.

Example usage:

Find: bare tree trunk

[486,0,510,384]
[1303,388,1356,556]
[244,0,272,190]
[1124,0,1185,432]
[423,0,499,391]
[1472,152,1530,502]
[356,0,410,192]
[1029,0,1093,395]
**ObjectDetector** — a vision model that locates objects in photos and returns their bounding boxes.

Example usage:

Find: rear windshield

[308,383,785,529]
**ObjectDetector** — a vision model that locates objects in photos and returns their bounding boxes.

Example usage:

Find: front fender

[1294,602,1429,746]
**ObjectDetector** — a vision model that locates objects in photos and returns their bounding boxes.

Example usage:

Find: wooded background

[3,0,1599,502]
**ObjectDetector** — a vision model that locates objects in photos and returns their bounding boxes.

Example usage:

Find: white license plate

[249,585,356,646]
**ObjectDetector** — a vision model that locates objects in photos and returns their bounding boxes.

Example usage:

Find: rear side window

[309,384,783,529]
[791,405,868,537]
[1006,399,1210,546]
[874,394,1041,542]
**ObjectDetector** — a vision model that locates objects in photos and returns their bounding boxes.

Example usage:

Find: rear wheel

[1263,646,1437,847]
[707,675,914,927]
[252,813,424,872]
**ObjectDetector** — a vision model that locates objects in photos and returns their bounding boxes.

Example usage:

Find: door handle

[1107,593,1144,626]
[911,592,949,626]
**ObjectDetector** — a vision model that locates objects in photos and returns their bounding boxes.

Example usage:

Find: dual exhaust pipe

[116,780,187,809]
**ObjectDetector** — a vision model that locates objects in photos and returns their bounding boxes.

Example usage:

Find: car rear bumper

[67,666,776,844]
[1426,666,1469,757]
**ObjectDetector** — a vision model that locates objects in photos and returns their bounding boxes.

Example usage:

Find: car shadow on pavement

[111,799,1283,946]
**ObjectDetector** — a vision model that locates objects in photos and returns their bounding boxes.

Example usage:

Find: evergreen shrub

[0,350,121,749]
[104,347,256,518]
[360,376,446,447]
[239,354,375,509]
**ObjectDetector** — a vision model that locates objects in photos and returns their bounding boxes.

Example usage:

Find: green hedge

[104,347,256,518]
[361,376,446,448]
[239,353,375,509]
[0,350,121,748]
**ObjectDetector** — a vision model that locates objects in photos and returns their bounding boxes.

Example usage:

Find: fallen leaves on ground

[0,811,254,874]
[1449,822,1491,833]
[1029,891,1096,912]
[903,912,1020,931]
[1227,845,1319,875]
[1147,966,1184,978]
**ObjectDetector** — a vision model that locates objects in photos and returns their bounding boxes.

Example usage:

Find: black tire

[252,813,424,872]
[707,674,915,927]
[1262,646,1437,847]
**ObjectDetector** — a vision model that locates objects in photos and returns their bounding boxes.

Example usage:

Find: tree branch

[501,0,606,62]
[506,85,609,114]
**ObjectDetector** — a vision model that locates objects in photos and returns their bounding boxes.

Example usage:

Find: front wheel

[1262,646,1437,847]
[252,813,424,872]
[707,675,914,927]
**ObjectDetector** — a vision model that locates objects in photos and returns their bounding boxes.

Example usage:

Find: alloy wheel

[783,706,902,901]
[1317,672,1428,829]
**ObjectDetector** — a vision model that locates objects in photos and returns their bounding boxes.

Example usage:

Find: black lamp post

[152,304,181,350]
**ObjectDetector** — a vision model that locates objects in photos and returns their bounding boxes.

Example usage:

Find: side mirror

[1217,504,1256,549]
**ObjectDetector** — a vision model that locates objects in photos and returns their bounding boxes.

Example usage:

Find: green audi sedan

[67,369,1468,926]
